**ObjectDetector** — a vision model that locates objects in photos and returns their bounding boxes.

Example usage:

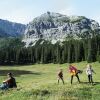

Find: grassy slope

[0,61,100,100]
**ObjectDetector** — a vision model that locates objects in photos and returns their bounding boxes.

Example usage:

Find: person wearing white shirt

[86,64,96,84]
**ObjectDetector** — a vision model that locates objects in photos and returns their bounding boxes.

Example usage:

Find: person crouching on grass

[0,73,17,90]
[86,64,96,85]
[69,65,81,84]
[57,69,64,84]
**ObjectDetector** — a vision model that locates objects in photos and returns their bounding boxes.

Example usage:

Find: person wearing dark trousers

[57,69,64,84]
[88,75,93,83]
[69,65,80,84]
[71,73,80,84]
[86,64,96,85]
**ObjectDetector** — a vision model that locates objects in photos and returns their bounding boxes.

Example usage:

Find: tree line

[0,36,100,65]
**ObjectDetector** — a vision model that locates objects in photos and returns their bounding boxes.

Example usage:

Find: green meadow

[0,62,100,100]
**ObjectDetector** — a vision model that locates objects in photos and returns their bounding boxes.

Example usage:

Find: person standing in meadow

[57,69,64,84]
[86,64,96,85]
[69,65,81,84]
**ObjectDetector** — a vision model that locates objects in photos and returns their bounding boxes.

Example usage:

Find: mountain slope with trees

[0,12,100,65]
[0,19,26,37]
[0,36,100,65]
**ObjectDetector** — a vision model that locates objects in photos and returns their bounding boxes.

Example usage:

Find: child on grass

[86,64,96,85]
[57,69,64,84]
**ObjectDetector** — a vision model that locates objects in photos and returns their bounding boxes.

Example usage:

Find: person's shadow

[81,82,100,85]
[93,82,100,85]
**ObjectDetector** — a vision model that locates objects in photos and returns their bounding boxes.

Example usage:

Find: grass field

[0,61,100,100]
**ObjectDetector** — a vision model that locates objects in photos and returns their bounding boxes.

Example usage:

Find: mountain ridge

[0,19,26,37]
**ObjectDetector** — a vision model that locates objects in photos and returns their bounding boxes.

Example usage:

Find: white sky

[0,0,100,24]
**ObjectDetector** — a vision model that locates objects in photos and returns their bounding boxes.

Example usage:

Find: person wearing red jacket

[69,65,80,84]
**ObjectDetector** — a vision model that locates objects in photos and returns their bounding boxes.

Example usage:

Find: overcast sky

[0,0,100,24]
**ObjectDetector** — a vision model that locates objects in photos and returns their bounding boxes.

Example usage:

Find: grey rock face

[23,12,100,47]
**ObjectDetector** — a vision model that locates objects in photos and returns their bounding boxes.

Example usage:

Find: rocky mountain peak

[23,12,100,47]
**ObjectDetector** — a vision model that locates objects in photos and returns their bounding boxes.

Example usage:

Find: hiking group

[0,64,96,90]
[57,64,96,85]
